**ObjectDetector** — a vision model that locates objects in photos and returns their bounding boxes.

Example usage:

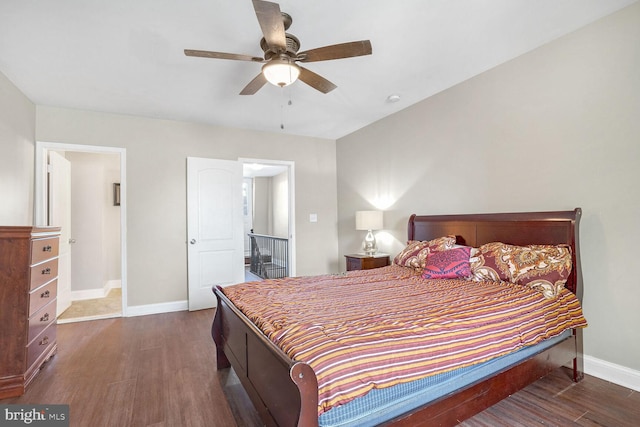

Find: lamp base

[362,230,377,257]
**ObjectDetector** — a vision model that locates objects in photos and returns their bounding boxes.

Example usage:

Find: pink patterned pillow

[393,236,457,271]
[422,247,472,279]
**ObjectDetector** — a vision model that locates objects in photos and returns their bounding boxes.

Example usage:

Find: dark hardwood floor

[2,310,638,426]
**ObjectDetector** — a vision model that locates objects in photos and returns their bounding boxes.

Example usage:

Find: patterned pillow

[507,244,572,299]
[393,236,457,271]
[471,242,572,298]
[470,242,513,283]
[422,246,472,279]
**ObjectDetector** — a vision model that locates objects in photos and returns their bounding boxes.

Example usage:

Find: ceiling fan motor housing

[260,33,300,60]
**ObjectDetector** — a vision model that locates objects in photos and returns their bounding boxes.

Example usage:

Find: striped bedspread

[222,265,587,415]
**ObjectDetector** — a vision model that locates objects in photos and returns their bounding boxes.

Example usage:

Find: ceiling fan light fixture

[184,2,372,95]
[262,58,301,87]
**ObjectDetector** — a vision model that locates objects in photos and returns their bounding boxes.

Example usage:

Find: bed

[212,208,586,426]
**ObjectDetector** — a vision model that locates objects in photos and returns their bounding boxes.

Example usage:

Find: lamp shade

[262,58,301,87]
[355,210,383,231]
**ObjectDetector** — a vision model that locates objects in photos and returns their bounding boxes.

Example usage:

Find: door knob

[190,239,196,244]
[69,238,76,244]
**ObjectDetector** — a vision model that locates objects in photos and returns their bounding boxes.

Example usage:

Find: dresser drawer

[29,259,58,291]
[29,279,58,316]
[30,237,59,265]
[28,300,57,345]
[27,323,56,369]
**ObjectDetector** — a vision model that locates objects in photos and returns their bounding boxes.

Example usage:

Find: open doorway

[185,157,295,310]
[240,158,296,279]
[34,142,127,322]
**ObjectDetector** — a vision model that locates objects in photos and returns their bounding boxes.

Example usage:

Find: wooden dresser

[0,226,61,399]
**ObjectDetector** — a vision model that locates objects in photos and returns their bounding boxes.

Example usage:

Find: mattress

[318,329,572,427]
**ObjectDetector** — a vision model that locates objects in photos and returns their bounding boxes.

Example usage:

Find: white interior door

[187,157,244,311]
[48,151,72,315]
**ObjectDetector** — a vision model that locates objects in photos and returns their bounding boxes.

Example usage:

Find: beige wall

[338,4,640,371]
[252,177,270,235]
[272,171,289,238]
[64,151,121,292]
[35,107,339,306]
[252,172,289,238]
[0,70,35,225]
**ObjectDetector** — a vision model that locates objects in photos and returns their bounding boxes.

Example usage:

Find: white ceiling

[0,0,636,140]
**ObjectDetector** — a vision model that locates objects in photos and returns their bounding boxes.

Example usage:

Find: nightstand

[345,254,390,271]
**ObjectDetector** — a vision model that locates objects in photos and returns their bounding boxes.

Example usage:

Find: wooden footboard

[213,286,319,427]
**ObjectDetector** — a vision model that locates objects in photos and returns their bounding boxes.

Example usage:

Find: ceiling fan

[184,0,372,95]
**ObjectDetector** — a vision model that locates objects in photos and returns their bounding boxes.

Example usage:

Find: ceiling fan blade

[184,49,264,62]
[252,0,286,51]
[298,67,337,94]
[297,40,372,62]
[240,73,268,95]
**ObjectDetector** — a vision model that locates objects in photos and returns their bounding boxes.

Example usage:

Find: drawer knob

[41,290,50,298]
[41,313,50,322]
[43,245,52,252]
[39,336,50,346]
[42,267,51,275]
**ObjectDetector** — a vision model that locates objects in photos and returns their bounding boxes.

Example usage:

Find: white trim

[126,300,188,317]
[238,157,296,276]
[34,141,128,317]
[71,280,121,301]
[584,355,640,392]
[288,162,296,277]
[105,279,122,290]
[71,289,107,301]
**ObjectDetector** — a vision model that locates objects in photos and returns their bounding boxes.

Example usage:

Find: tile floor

[57,288,122,323]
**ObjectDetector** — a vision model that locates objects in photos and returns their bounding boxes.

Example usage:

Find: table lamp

[355,210,383,256]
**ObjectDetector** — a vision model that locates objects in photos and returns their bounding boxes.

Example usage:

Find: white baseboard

[71,279,122,301]
[125,300,188,317]
[584,355,640,392]
[105,279,122,290]
[57,312,121,324]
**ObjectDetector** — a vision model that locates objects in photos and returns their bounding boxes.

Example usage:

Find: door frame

[242,177,254,258]
[47,151,72,315]
[239,157,296,277]
[34,141,128,316]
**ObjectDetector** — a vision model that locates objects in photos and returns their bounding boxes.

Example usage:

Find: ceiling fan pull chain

[280,87,285,130]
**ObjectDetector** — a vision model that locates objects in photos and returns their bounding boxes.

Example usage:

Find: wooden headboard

[408,208,582,299]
